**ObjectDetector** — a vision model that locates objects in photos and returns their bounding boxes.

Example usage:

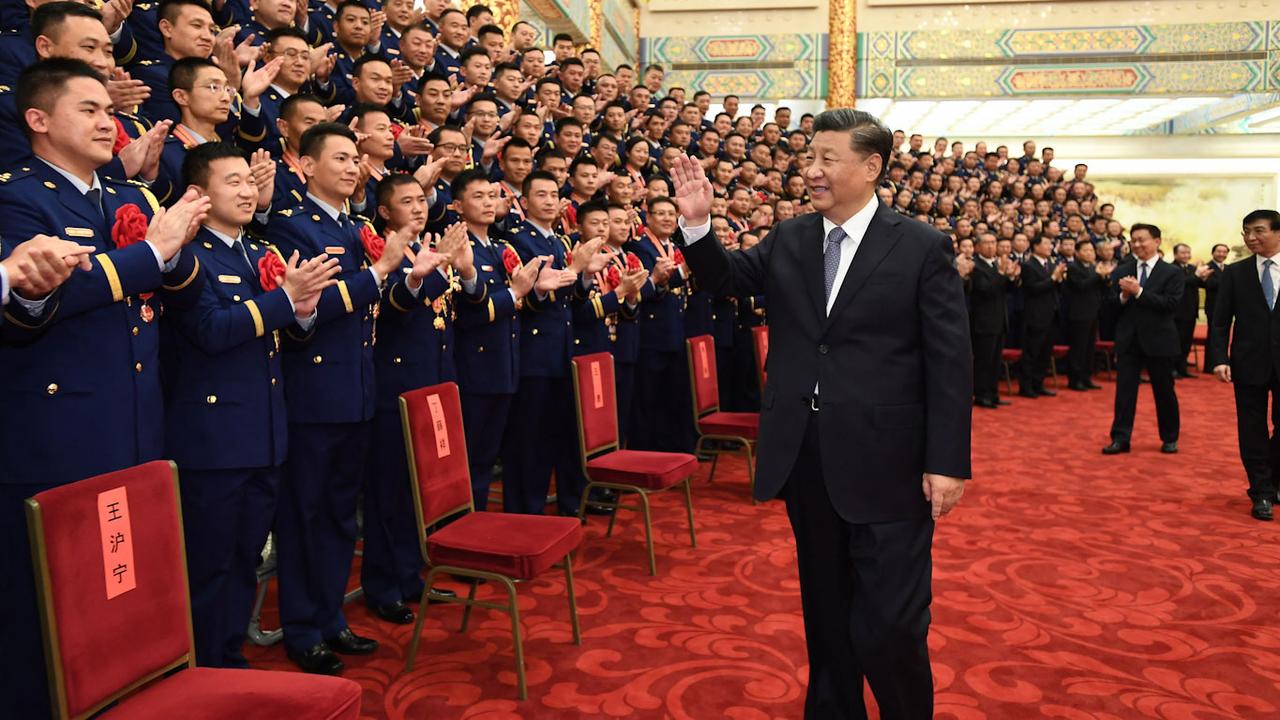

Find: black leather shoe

[324,628,379,655]
[584,502,616,516]
[974,398,998,409]
[1252,498,1274,521]
[1160,441,1178,454]
[1036,388,1057,397]
[1085,382,1103,390]
[428,586,457,602]
[1176,370,1195,379]
[1017,389,1039,398]
[370,601,414,625]
[1068,382,1089,392]
[996,398,1011,406]
[287,643,344,675]
[1101,441,1130,455]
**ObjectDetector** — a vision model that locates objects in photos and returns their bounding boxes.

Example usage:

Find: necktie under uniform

[823,226,846,307]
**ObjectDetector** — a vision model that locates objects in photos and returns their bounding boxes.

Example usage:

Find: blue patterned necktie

[1138,261,1148,288]
[823,226,847,306]
[1264,259,1276,310]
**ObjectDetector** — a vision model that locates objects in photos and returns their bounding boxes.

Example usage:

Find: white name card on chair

[97,486,137,599]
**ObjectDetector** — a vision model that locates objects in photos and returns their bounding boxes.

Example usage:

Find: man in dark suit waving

[670,109,972,720]
[1210,210,1280,520]
[1103,223,1183,455]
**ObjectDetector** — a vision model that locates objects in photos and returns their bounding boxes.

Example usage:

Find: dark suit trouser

[1202,303,1217,372]
[360,409,425,608]
[1068,320,1098,385]
[1110,351,1180,444]
[1176,317,1196,372]
[631,350,695,453]
[182,467,279,668]
[783,412,934,720]
[460,392,513,512]
[1232,373,1280,502]
[1019,323,1052,391]
[502,376,585,516]
[276,421,369,653]
[972,331,1004,401]
[716,343,737,410]
[731,331,762,412]
[0,481,57,719]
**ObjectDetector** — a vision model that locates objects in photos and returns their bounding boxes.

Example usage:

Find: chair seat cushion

[427,512,583,580]
[699,411,759,439]
[103,667,361,720]
[1051,345,1070,358]
[1001,348,1023,361]
[586,450,699,490]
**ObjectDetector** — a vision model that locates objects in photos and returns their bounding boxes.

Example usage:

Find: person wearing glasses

[256,27,339,149]
[422,124,472,235]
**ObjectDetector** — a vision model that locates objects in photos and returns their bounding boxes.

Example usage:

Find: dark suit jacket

[968,257,1011,335]
[1020,256,1059,328]
[1064,260,1107,322]
[1203,261,1225,320]
[1209,256,1280,384]
[1177,263,1203,323]
[680,204,973,523]
[1109,257,1183,357]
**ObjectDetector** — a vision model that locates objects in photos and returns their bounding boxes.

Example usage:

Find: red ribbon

[112,117,130,155]
[111,204,148,249]
[258,251,286,291]
[502,246,520,275]
[360,225,385,262]
[625,251,642,272]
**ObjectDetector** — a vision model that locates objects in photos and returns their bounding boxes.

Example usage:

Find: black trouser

[0,481,57,719]
[1067,319,1098,385]
[1232,372,1280,502]
[1176,316,1196,372]
[1019,323,1053,391]
[971,331,1004,401]
[783,412,934,720]
[1110,351,1179,444]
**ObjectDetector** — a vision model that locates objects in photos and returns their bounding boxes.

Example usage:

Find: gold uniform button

[45,383,58,395]
[131,327,139,336]
[206,395,218,404]
[233,295,241,301]
[134,362,143,372]
[441,344,447,351]
[478,345,485,353]
[313,355,323,364]
[268,351,275,359]
[362,341,368,347]
[271,378,278,386]
[531,328,539,335]
[574,338,581,345]
[393,357,402,364]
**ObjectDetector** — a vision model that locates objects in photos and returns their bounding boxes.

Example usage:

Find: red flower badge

[112,117,131,155]
[502,246,521,275]
[111,203,149,249]
[605,265,621,289]
[389,123,404,140]
[258,251,286,292]
[360,225,384,263]
[625,252,642,272]
[673,248,685,266]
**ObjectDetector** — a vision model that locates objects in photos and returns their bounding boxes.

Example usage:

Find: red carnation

[389,123,404,140]
[111,203,149,249]
[502,246,520,275]
[360,225,384,263]
[605,265,621,289]
[625,252,642,272]
[562,204,578,230]
[112,117,131,155]
[673,249,685,266]
[258,251,286,292]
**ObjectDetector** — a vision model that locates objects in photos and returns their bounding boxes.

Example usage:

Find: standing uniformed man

[0,58,210,718]
[266,121,411,675]
[504,171,612,516]
[131,0,222,124]
[166,141,338,668]
[360,174,470,625]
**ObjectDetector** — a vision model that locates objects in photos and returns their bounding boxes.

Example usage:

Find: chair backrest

[686,335,720,418]
[752,326,769,391]
[400,382,474,536]
[26,460,194,720]
[570,353,620,458]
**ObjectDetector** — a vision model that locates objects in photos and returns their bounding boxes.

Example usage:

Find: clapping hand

[145,188,212,260]
[280,251,340,319]
[1195,263,1213,281]
[436,222,474,280]
[508,254,546,298]
[372,227,413,278]
[248,149,276,211]
[569,236,611,274]
[615,266,647,302]
[1117,275,1141,297]
[535,263,577,293]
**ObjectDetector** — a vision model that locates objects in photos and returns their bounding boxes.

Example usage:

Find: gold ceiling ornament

[462,0,520,35]
[828,0,857,107]
[589,0,604,51]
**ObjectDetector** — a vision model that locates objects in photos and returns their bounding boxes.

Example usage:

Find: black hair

[299,121,357,157]
[16,58,103,137]
[450,166,491,198]
[521,169,558,197]
[181,141,246,188]
[31,2,102,40]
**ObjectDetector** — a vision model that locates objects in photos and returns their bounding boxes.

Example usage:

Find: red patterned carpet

[245,376,1280,719]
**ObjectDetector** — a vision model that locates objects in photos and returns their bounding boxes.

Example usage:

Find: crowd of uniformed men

[0,0,1177,713]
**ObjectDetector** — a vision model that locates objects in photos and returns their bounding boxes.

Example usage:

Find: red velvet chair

[570,353,698,576]
[687,335,758,495]
[399,382,582,700]
[752,325,769,391]
[1050,345,1069,388]
[1000,348,1022,395]
[24,461,362,720]
[1096,339,1116,379]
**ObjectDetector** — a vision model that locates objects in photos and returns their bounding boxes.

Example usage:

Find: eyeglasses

[196,83,233,95]
[436,143,470,155]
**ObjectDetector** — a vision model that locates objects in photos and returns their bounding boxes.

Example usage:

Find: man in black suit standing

[1019,235,1066,397]
[1172,243,1202,378]
[1210,210,1280,521]
[970,232,1017,408]
[1064,240,1107,391]
[1103,223,1183,455]
[670,109,972,720]
[1200,243,1229,372]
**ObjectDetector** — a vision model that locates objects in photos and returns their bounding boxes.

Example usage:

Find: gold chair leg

[705,439,719,484]
[563,554,581,645]
[499,577,527,700]
[576,481,594,522]
[1002,361,1013,395]
[460,579,478,632]
[637,490,657,576]
[405,567,440,673]
[682,478,697,549]
[605,492,620,537]
[742,441,756,502]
